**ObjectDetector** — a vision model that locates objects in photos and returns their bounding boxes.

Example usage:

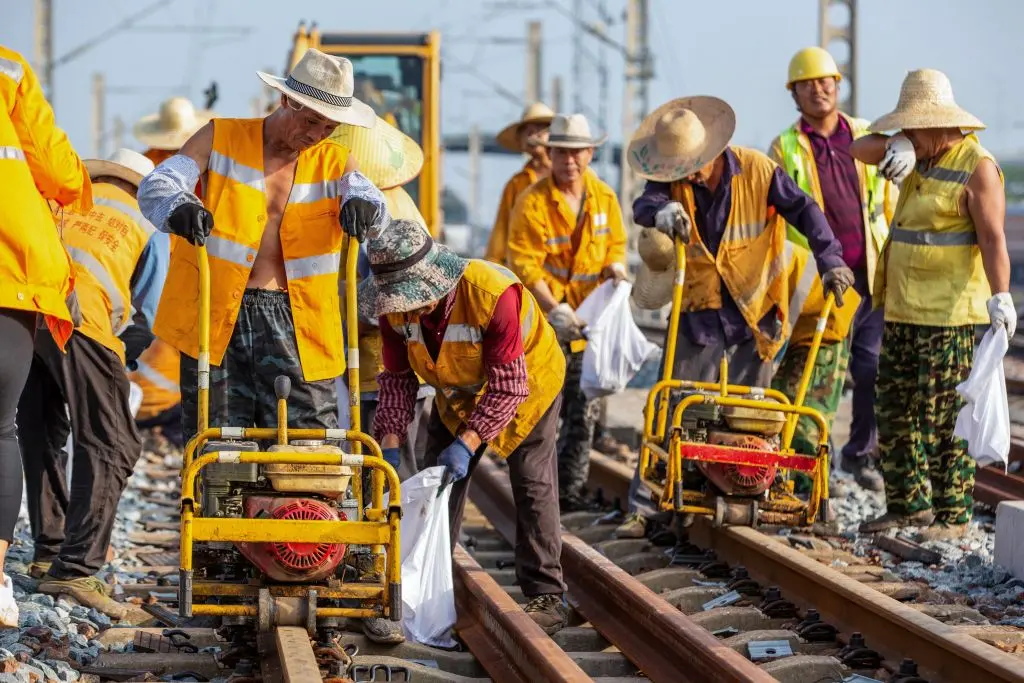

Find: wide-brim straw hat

[631,228,676,310]
[84,148,155,187]
[869,69,985,132]
[134,96,216,150]
[330,116,424,190]
[542,113,607,149]
[627,96,735,182]
[496,102,555,152]
[358,219,468,318]
[257,48,375,127]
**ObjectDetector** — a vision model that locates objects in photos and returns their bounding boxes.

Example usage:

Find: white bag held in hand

[576,280,659,400]
[397,466,457,647]
[954,327,1010,469]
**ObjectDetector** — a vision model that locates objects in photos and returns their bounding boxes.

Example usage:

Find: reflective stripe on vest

[135,359,179,393]
[890,227,977,246]
[0,146,25,161]
[208,150,264,189]
[0,57,23,85]
[571,272,599,283]
[284,252,341,280]
[921,166,972,185]
[784,242,818,337]
[65,246,128,334]
[546,235,570,246]
[725,220,767,242]
[94,197,156,236]
[545,263,569,278]
[206,235,257,267]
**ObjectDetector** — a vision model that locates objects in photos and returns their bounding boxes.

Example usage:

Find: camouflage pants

[180,289,338,443]
[876,322,975,524]
[557,348,600,500]
[770,339,849,457]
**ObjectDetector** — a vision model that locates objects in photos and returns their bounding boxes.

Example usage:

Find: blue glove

[438,438,474,482]
[381,448,401,471]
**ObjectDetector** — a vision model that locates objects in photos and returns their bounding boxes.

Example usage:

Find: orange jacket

[485,163,546,264]
[0,46,91,349]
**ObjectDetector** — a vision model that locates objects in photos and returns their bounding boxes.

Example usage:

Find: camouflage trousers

[876,322,975,524]
[557,348,600,500]
[180,289,338,442]
[771,339,850,457]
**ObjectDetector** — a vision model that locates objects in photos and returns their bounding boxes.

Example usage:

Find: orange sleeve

[506,189,549,288]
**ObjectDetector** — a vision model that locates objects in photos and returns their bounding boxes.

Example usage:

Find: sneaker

[37,576,143,622]
[614,513,647,539]
[840,455,884,492]
[0,574,19,628]
[917,522,969,542]
[28,561,52,580]
[858,509,935,534]
[361,617,405,644]
[523,594,567,635]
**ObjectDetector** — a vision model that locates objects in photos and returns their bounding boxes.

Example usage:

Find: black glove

[167,203,214,246]
[120,325,154,371]
[821,266,856,308]
[340,197,380,242]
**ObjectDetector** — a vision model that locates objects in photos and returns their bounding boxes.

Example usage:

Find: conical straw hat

[496,102,555,152]
[134,97,215,150]
[869,69,984,132]
[628,96,735,183]
[631,228,677,310]
[330,116,424,190]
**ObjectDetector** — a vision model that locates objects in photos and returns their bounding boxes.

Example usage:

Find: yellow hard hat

[787,47,842,89]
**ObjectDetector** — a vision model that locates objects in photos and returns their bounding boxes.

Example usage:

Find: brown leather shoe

[524,594,568,635]
[858,509,934,534]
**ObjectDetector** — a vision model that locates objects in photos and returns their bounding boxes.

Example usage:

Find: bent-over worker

[363,219,570,635]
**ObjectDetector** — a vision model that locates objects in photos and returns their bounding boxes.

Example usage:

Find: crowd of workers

[0,39,1013,643]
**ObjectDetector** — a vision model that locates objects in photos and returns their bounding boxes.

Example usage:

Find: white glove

[654,201,691,243]
[988,292,1017,339]
[547,303,585,344]
[878,135,916,184]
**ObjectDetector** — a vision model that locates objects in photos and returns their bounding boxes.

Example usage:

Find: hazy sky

[4,0,1022,224]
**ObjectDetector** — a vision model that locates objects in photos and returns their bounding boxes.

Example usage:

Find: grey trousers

[361,396,431,481]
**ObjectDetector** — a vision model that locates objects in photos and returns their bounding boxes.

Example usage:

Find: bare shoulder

[179,121,215,170]
[968,157,1002,190]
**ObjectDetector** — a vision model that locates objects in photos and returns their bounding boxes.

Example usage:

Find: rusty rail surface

[469,457,772,683]
[975,464,1024,507]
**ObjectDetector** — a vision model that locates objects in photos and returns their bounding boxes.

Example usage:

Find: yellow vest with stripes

[385,260,565,457]
[155,118,351,381]
[61,183,154,362]
[129,339,181,419]
[671,146,792,361]
[877,135,999,326]
[785,241,860,347]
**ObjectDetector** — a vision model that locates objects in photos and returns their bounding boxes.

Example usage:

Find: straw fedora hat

[330,116,423,190]
[496,102,555,152]
[631,228,677,310]
[257,49,375,127]
[543,113,607,149]
[869,69,984,132]
[84,148,155,187]
[627,96,735,183]
[134,97,215,150]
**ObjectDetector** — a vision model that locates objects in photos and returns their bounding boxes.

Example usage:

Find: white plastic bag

[954,327,1010,469]
[396,466,457,647]
[128,381,143,418]
[576,281,659,400]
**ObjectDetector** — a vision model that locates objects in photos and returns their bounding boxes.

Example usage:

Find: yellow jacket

[0,46,91,350]
[786,241,860,347]
[485,163,545,264]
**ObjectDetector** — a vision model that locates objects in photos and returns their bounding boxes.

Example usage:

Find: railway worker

[18,149,168,622]
[768,47,897,492]
[506,113,628,511]
[852,70,1012,541]
[485,102,554,264]
[615,95,851,539]
[364,218,570,634]
[0,45,92,629]
[136,49,401,642]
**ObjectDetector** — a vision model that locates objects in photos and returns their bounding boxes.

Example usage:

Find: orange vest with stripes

[130,338,181,419]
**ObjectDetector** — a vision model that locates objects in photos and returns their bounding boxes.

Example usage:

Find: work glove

[878,135,916,184]
[547,302,585,344]
[988,292,1017,340]
[340,197,380,243]
[654,201,691,243]
[602,262,628,285]
[120,325,155,371]
[821,265,856,308]
[381,447,401,472]
[167,202,214,246]
[438,437,474,482]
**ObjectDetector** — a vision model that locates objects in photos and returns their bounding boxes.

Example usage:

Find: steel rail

[975,465,1024,506]
[469,456,773,683]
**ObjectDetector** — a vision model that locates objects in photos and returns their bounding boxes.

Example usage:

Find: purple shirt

[800,117,865,271]
[633,146,844,347]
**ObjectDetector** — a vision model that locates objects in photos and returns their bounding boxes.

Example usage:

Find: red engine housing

[697,431,778,496]
[235,496,347,582]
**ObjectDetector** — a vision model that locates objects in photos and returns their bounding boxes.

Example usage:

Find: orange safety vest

[154,118,351,381]
[671,146,793,361]
[0,47,91,350]
[130,338,181,419]
[385,260,565,457]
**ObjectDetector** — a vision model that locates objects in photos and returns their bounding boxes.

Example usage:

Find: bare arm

[850,133,891,165]
[137,122,214,231]
[176,121,214,173]
[344,154,359,174]
[526,279,559,313]
[967,158,1009,294]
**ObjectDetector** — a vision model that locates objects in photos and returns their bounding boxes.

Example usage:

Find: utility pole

[111,116,124,152]
[819,0,858,115]
[525,20,542,104]
[550,76,563,113]
[92,73,105,158]
[571,0,583,113]
[619,0,652,243]
[597,0,611,180]
[469,124,482,227]
[35,0,53,102]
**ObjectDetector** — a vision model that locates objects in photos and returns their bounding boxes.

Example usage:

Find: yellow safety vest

[771,113,895,292]
[154,118,351,381]
[671,146,793,361]
[876,134,999,326]
[385,260,565,457]
[130,338,181,419]
[785,241,860,347]
[486,163,541,264]
[60,183,154,362]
